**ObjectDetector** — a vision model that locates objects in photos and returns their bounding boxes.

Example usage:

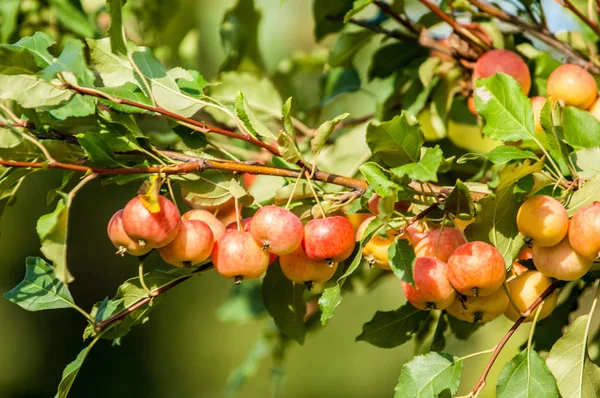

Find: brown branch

[470,281,559,395]
[560,0,600,38]
[373,1,420,35]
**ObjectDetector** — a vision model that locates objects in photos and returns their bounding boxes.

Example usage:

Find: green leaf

[87,38,136,87]
[235,91,274,140]
[431,314,448,352]
[369,43,428,80]
[178,171,233,208]
[216,280,266,323]
[12,32,55,67]
[565,174,600,216]
[547,315,600,397]
[444,180,475,219]
[49,95,95,120]
[49,0,96,37]
[563,106,600,149]
[391,145,443,182]
[328,30,372,67]
[311,113,349,155]
[466,185,523,268]
[495,158,545,190]
[40,39,94,85]
[97,83,153,113]
[571,148,600,178]
[172,68,208,97]
[313,0,354,41]
[36,199,72,283]
[277,98,304,164]
[0,74,72,108]
[496,349,559,398]
[321,66,360,101]
[318,284,342,325]
[0,127,22,148]
[220,0,265,72]
[366,111,424,168]
[540,100,571,176]
[0,45,39,74]
[459,146,538,164]
[0,0,19,43]
[3,257,77,311]
[394,352,463,398]
[356,303,428,348]
[77,132,121,167]
[262,262,306,344]
[474,73,535,142]
[344,0,373,21]
[447,315,483,339]
[56,339,100,398]
[106,0,127,55]
[359,162,401,198]
[388,238,415,284]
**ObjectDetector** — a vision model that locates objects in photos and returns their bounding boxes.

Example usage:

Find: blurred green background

[0,0,571,397]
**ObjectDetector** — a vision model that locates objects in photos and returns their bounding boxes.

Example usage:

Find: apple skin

[122,195,181,249]
[516,195,569,247]
[531,96,547,133]
[547,64,598,109]
[504,270,558,322]
[568,202,600,261]
[362,229,401,271]
[303,216,356,263]
[401,257,456,310]
[446,287,509,323]
[447,241,506,297]
[182,209,226,241]
[368,194,411,214]
[225,217,278,265]
[250,205,304,255]
[212,230,269,281]
[107,209,153,257]
[280,245,338,285]
[532,237,593,281]
[414,227,466,263]
[472,49,531,94]
[158,220,214,268]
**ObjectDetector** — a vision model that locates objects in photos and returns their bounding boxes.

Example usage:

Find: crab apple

[122,195,181,249]
[182,209,226,241]
[212,230,269,282]
[345,212,373,232]
[401,257,456,310]
[504,270,558,322]
[512,246,532,276]
[547,64,598,109]
[280,245,338,287]
[531,96,547,133]
[362,229,401,270]
[368,194,411,214]
[447,241,506,297]
[589,97,600,121]
[472,49,531,94]
[303,216,355,264]
[158,220,214,268]
[446,287,509,323]
[516,195,569,247]
[250,205,304,255]
[532,237,593,280]
[467,96,477,116]
[568,202,600,261]
[355,216,376,242]
[107,209,152,257]
[414,227,466,263]
[226,218,277,264]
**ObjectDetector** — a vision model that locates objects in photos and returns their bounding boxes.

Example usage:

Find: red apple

[107,209,152,257]
[158,219,214,268]
[303,216,356,264]
[122,195,180,249]
[212,230,269,283]
[250,205,304,255]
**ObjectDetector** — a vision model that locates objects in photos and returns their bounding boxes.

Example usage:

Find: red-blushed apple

[532,237,593,280]
[226,217,277,264]
[182,209,226,241]
[447,241,506,296]
[504,270,558,322]
[107,209,152,257]
[547,64,598,109]
[512,246,532,276]
[516,195,569,247]
[446,287,509,323]
[122,195,180,249]
[413,227,466,263]
[472,49,531,94]
[303,216,356,264]
[568,202,600,261]
[158,219,214,268]
[401,257,456,310]
[362,229,401,270]
[250,205,304,255]
[212,230,269,283]
[280,245,338,288]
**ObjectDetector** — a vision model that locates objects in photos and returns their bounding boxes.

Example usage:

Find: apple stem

[304,170,326,219]
[234,275,244,285]
[234,196,242,232]
[138,260,157,297]
[285,168,305,210]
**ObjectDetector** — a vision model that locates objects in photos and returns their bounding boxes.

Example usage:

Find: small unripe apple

[158,220,214,268]
[401,257,456,310]
[368,194,411,214]
[250,205,304,255]
[532,237,593,280]
[280,245,338,287]
[568,202,600,261]
[516,195,569,247]
[122,195,181,249]
[182,209,226,241]
[212,230,269,283]
[414,227,466,263]
[504,270,558,322]
[446,287,509,323]
[362,229,401,270]
[547,64,598,109]
[304,216,355,264]
[447,241,506,297]
[107,209,152,257]
[472,49,531,94]
[531,96,547,133]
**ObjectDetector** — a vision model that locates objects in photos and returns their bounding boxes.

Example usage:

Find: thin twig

[373,1,420,34]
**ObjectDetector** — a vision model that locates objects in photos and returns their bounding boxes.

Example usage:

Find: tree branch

[470,280,559,395]
[373,1,420,35]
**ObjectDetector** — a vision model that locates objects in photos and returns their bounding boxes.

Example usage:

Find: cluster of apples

[467,49,600,124]
[108,195,357,286]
